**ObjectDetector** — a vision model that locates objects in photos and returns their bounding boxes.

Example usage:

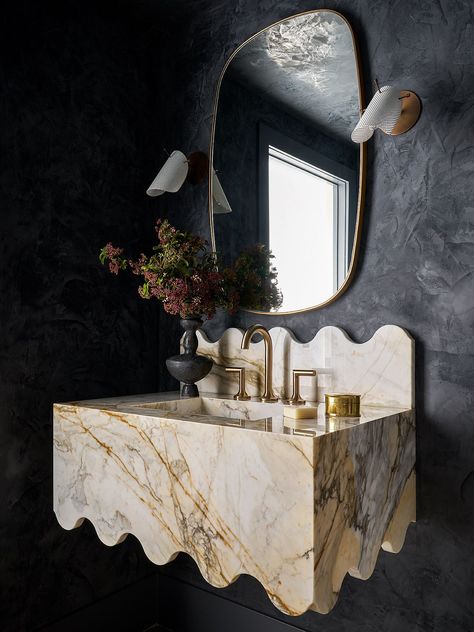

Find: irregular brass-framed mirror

[208,10,366,315]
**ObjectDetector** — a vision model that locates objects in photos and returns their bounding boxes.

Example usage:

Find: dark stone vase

[166,316,213,398]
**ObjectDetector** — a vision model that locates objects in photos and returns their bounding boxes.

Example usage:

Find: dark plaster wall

[0,1,179,629]
[2,1,474,631]
[214,77,358,264]
[157,1,474,631]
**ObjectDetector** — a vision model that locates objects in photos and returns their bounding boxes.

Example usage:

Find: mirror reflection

[211,11,364,313]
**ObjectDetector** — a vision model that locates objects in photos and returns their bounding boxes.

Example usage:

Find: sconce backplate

[390,91,422,136]
[187,151,209,185]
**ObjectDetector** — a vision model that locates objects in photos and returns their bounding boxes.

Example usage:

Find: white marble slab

[54,391,415,615]
[193,325,414,408]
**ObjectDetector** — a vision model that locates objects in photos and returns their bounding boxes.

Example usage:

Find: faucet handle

[288,369,317,405]
[225,367,251,401]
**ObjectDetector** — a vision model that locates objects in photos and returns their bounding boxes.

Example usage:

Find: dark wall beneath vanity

[157,1,474,631]
[0,1,178,629]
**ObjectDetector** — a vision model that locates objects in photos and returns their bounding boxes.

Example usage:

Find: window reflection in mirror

[268,146,346,310]
[211,11,364,313]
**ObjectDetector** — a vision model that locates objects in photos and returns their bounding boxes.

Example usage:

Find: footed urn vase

[166,316,213,397]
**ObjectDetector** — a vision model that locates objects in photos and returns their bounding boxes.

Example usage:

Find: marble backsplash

[194,325,414,408]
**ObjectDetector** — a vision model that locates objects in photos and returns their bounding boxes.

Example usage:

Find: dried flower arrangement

[100,219,282,318]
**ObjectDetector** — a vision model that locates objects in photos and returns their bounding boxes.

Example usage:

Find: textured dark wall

[0,1,177,629]
[2,1,473,631]
[214,77,358,265]
[158,1,474,631]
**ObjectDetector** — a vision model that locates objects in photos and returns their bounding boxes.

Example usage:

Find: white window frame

[268,145,349,290]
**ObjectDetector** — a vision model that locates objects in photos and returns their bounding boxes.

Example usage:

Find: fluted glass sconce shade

[212,170,232,214]
[352,86,421,143]
[352,86,401,142]
[146,150,188,196]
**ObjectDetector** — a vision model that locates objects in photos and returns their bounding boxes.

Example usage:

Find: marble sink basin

[127,395,285,422]
[118,394,395,438]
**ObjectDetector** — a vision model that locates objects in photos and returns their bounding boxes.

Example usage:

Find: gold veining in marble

[54,390,415,616]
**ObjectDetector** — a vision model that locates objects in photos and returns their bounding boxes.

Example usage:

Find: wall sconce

[212,170,232,214]
[351,83,421,143]
[146,150,232,214]
[146,150,209,196]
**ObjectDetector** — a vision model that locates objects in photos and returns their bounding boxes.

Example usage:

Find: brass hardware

[389,91,422,136]
[241,325,278,402]
[325,394,361,417]
[208,9,367,315]
[225,366,251,401]
[286,369,317,405]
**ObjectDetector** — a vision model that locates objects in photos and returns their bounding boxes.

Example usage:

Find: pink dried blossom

[108,261,121,275]
[103,243,123,258]
[143,270,159,284]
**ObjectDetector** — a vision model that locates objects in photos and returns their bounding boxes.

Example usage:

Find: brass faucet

[241,325,278,402]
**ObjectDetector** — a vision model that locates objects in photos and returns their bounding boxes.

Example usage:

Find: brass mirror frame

[208,9,367,315]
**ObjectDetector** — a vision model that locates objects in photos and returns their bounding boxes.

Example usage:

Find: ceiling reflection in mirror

[210,11,365,314]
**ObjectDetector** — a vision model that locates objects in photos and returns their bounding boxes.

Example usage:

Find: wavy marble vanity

[53,325,416,615]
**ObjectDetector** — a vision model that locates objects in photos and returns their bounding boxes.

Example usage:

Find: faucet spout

[241,325,278,402]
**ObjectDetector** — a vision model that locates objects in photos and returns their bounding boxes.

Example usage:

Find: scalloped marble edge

[54,511,298,599]
[192,325,414,408]
[54,468,416,616]
[55,470,416,616]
